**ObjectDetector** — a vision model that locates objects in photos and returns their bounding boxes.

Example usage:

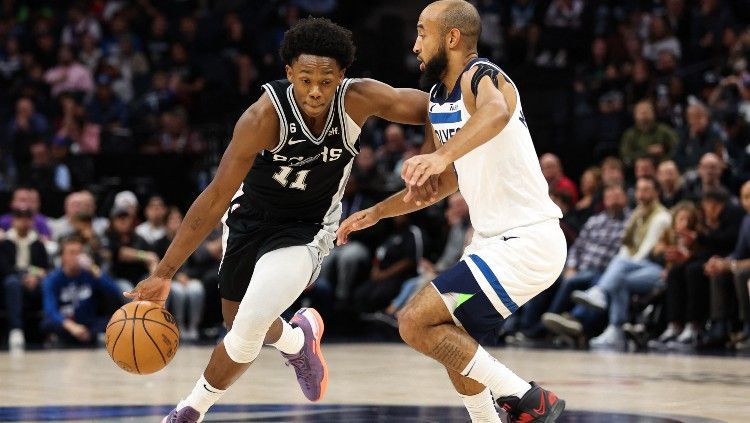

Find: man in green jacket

[620,100,678,166]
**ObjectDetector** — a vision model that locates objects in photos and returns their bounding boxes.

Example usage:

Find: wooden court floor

[0,344,746,422]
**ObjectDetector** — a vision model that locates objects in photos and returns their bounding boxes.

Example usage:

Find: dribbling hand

[124,275,171,306]
[336,208,380,245]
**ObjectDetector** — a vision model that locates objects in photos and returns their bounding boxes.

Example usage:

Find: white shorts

[457,218,566,318]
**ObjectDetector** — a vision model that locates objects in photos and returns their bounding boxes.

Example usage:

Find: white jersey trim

[261,84,289,154]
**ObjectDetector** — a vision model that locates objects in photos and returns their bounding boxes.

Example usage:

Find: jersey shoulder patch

[470,62,508,97]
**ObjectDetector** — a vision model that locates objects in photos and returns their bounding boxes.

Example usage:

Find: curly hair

[279,17,356,70]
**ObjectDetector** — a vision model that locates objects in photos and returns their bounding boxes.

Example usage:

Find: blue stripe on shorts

[468,254,519,313]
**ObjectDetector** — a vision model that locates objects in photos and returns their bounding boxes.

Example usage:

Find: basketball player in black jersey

[123,18,432,423]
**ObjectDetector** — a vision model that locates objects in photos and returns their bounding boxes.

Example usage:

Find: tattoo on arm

[430,336,473,371]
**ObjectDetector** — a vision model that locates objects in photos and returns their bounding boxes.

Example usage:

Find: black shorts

[218,216,322,302]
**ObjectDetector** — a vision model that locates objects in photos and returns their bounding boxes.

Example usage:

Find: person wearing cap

[1,207,51,350]
[112,190,139,216]
[0,187,52,240]
[102,204,155,294]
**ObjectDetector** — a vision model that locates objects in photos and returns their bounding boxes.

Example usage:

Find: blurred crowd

[2,0,750,354]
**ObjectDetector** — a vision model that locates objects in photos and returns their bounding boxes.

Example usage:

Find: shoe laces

[286,353,312,390]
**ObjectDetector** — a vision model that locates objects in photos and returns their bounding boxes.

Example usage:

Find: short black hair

[702,187,731,204]
[279,17,355,70]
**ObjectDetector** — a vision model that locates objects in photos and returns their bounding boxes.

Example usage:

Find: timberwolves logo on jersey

[229,79,361,226]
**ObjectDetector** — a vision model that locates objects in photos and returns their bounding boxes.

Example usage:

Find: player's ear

[447,28,460,49]
[285,64,294,81]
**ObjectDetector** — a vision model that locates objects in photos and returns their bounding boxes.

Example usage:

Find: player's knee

[398,306,422,347]
[223,328,263,364]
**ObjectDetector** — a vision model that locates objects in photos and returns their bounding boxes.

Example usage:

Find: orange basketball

[105,300,180,375]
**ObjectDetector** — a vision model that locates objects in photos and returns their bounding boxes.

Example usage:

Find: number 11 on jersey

[273,166,310,190]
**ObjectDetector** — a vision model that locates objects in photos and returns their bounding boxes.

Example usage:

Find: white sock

[269,318,304,355]
[461,347,531,398]
[459,387,501,423]
[178,374,227,419]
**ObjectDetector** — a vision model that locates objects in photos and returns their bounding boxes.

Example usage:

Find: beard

[419,47,448,91]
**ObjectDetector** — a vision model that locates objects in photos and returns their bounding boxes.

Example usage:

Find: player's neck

[299,112,329,136]
[441,52,478,94]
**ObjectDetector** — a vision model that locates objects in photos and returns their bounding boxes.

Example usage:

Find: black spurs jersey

[225,78,361,230]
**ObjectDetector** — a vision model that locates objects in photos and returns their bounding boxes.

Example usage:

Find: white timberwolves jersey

[429,59,562,238]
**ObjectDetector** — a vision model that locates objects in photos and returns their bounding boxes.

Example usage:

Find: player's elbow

[491,100,512,128]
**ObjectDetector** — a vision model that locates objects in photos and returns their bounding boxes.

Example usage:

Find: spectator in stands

[157,108,205,154]
[353,214,422,314]
[540,152,579,203]
[352,145,386,195]
[5,97,49,170]
[550,187,580,246]
[135,194,168,246]
[78,33,102,72]
[50,191,83,241]
[703,184,750,350]
[60,6,102,48]
[1,207,50,350]
[620,100,678,166]
[79,190,109,235]
[377,123,409,191]
[721,110,750,189]
[541,184,630,342]
[657,160,686,208]
[153,207,204,341]
[684,153,728,202]
[600,156,626,188]
[85,74,129,153]
[634,155,658,180]
[43,45,94,99]
[572,176,671,349]
[106,35,150,95]
[145,15,171,70]
[574,166,602,222]
[642,15,682,62]
[53,93,85,151]
[23,142,71,192]
[189,223,224,335]
[112,190,139,217]
[102,205,153,293]
[689,0,733,64]
[41,236,121,347]
[649,201,706,349]
[673,102,725,171]
[0,187,51,239]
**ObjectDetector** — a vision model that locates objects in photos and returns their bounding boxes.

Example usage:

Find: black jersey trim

[286,85,337,145]
[338,78,358,157]
[468,60,518,100]
[262,83,289,154]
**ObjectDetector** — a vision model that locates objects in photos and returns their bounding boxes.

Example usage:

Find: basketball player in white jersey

[337,1,567,422]
[124,18,433,423]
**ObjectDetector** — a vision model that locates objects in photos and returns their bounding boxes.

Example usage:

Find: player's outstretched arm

[402,69,513,187]
[125,95,278,304]
[336,165,457,245]
[345,78,429,126]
